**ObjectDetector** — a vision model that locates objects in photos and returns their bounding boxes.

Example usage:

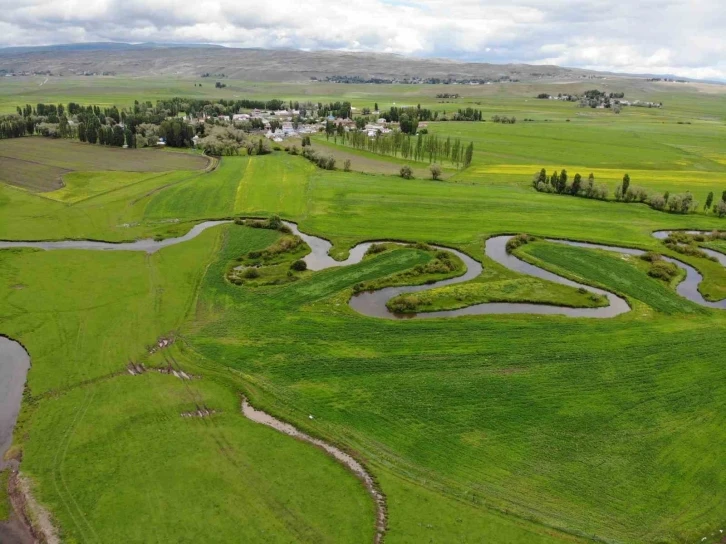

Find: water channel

[1,222,723,542]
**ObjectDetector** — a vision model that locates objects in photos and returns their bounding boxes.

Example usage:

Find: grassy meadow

[0,77,726,543]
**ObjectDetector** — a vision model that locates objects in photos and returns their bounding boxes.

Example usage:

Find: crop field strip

[0,75,726,544]
[0,137,209,176]
[0,155,71,192]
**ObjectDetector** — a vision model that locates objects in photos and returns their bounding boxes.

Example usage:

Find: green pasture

[2,75,725,121]
[0,76,725,544]
[185,225,726,543]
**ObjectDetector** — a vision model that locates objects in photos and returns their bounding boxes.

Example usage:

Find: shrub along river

[0,222,723,318]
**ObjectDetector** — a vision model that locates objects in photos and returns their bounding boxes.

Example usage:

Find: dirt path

[241,397,387,543]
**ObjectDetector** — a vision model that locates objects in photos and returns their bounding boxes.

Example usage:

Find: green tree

[112,125,125,147]
[430,164,442,180]
[58,115,70,138]
[571,173,582,195]
[586,173,595,196]
[705,191,714,210]
[399,114,418,134]
[622,174,631,195]
[559,169,568,193]
[463,142,474,167]
[451,139,460,167]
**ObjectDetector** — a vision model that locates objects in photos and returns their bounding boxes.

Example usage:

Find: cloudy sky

[1,0,724,80]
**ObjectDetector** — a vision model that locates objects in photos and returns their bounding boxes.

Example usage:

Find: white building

[281,122,295,135]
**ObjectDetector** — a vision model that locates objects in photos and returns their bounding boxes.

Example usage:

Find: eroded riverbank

[242,398,387,543]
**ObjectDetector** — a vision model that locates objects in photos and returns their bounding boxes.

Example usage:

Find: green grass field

[1,77,726,544]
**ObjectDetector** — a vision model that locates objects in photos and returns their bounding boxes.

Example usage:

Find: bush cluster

[533,170,608,200]
[366,243,388,256]
[506,234,536,253]
[639,251,662,263]
[243,268,260,279]
[300,148,336,170]
[387,295,418,314]
[244,235,303,265]
[290,259,307,271]
[240,214,288,232]
[647,260,679,281]
[491,115,516,124]
[663,233,718,262]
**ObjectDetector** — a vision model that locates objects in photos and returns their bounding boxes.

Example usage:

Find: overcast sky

[1,0,724,80]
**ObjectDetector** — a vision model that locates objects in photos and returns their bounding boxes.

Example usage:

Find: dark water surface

[0,338,30,471]
[0,221,231,254]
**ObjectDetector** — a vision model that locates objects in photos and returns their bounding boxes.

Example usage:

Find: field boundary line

[63,171,174,206]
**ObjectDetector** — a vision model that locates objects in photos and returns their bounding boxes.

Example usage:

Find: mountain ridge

[0,43,599,82]
[1,42,714,84]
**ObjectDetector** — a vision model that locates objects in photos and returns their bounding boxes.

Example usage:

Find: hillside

[0,43,602,82]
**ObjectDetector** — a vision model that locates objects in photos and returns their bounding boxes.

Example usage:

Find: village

[182,106,402,146]
[535,90,663,110]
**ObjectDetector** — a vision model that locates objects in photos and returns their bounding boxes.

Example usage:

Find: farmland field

[1,76,726,544]
[0,138,209,192]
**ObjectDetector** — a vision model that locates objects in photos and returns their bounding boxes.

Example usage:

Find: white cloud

[0,0,724,80]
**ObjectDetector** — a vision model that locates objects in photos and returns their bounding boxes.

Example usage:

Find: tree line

[534,169,726,217]
[334,130,473,168]
[0,117,31,139]
[533,169,608,200]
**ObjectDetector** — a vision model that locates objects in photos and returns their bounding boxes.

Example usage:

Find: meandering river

[1,222,723,542]
[284,222,725,317]
[1,222,723,317]
[0,221,231,254]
